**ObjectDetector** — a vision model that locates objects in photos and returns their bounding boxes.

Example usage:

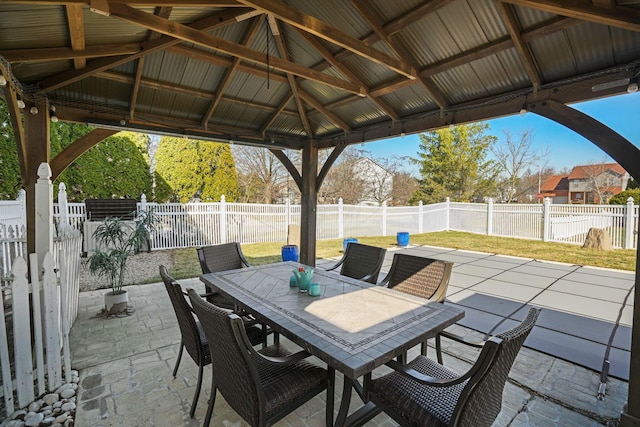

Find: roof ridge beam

[235,0,417,80]
[96,3,366,96]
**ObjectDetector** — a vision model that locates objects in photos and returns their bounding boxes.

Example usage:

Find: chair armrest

[325,258,344,272]
[384,359,471,387]
[253,349,312,367]
[439,330,486,349]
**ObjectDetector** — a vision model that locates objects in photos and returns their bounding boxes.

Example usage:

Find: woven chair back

[160,266,204,364]
[386,254,452,303]
[454,307,541,426]
[188,290,261,425]
[198,243,245,273]
[340,243,386,284]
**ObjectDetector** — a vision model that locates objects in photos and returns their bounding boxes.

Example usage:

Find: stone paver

[70,251,628,426]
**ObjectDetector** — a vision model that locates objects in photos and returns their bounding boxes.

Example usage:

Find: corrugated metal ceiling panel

[379,84,436,116]
[0,5,67,49]
[528,30,577,82]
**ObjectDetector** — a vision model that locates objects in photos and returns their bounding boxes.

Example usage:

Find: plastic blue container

[281,245,299,262]
[343,238,358,252]
[397,232,410,247]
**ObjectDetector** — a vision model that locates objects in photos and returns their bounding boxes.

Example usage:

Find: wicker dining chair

[187,289,335,427]
[197,242,251,309]
[365,307,541,427]
[197,242,277,345]
[379,253,453,356]
[160,266,266,418]
[325,242,387,284]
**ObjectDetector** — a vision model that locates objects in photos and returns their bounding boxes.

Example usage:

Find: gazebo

[1,1,640,423]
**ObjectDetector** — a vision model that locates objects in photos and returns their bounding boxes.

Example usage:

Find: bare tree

[392,171,419,206]
[492,129,549,203]
[232,146,289,204]
[319,147,367,204]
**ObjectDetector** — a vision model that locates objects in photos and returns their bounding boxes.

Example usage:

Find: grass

[155,231,636,283]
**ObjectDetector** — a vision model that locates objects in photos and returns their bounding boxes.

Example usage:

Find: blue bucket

[397,232,410,247]
[343,238,358,252]
[281,245,299,262]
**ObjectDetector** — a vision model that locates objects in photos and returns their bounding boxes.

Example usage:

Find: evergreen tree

[0,99,21,199]
[411,123,497,204]
[155,137,238,202]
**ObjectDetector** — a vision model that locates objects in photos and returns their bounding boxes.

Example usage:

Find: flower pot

[396,232,410,247]
[105,290,129,314]
[343,238,358,252]
[281,245,299,262]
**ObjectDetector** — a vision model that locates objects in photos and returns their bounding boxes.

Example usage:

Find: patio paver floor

[71,247,630,426]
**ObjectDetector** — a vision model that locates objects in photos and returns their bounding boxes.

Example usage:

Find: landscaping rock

[583,227,613,250]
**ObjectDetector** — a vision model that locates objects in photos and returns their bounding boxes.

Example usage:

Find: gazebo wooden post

[300,140,318,266]
[23,99,51,257]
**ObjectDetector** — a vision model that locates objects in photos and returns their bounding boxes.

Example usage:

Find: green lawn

[158,231,636,283]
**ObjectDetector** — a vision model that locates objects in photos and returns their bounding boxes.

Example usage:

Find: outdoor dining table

[200,261,465,427]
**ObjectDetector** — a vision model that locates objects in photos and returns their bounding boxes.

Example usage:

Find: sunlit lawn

[157,231,636,283]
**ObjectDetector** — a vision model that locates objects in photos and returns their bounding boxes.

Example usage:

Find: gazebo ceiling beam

[0,44,143,63]
[38,7,252,92]
[236,0,417,80]
[351,0,448,109]
[65,4,86,69]
[292,27,400,121]
[500,0,640,32]
[496,2,542,90]
[94,2,366,96]
[202,15,261,129]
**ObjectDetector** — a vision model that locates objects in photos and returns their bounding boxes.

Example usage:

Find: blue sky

[364,91,640,175]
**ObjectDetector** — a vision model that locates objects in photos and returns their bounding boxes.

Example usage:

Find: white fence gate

[0,252,73,415]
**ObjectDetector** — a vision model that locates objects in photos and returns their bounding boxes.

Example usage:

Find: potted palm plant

[87,209,155,314]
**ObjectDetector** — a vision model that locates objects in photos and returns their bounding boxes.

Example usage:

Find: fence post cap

[37,162,52,180]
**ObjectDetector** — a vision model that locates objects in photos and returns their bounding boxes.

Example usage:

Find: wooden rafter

[38,8,252,93]
[129,57,143,121]
[167,45,288,84]
[496,2,542,90]
[270,17,312,136]
[260,94,293,136]
[298,90,350,132]
[97,70,298,116]
[236,0,417,80]
[65,4,86,69]
[95,3,365,96]
[202,15,261,128]
[0,44,142,63]
[351,0,448,109]
[129,6,172,121]
[293,28,399,121]
[500,0,640,32]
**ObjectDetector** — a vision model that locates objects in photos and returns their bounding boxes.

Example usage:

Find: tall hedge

[154,137,238,202]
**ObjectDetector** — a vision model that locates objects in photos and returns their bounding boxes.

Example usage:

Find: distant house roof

[541,175,569,193]
[568,163,626,179]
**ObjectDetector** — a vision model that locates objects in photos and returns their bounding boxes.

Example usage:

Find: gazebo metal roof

[1,0,639,150]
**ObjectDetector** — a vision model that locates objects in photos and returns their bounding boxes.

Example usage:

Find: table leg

[334,377,354,427]
[327,367,335,427]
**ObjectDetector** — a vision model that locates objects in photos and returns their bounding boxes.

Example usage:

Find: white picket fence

[0,252,73,415]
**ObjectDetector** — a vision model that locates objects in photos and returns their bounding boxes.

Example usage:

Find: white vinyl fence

[2,190,639,267]
[0,252,74,416]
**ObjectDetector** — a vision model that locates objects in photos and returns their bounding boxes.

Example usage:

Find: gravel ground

[79,250,174,292]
